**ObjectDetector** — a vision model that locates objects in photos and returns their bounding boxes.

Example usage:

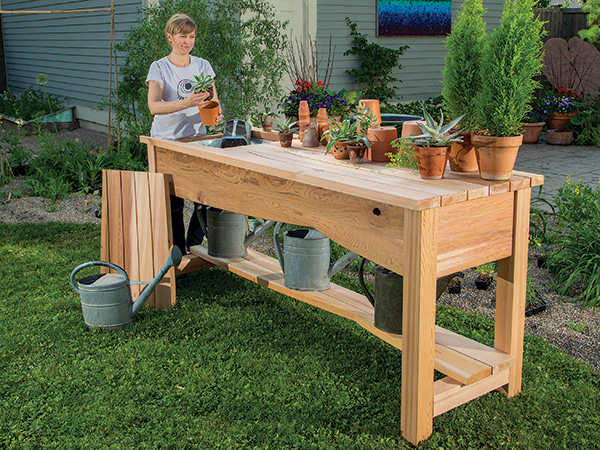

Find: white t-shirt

[146,56,216,140]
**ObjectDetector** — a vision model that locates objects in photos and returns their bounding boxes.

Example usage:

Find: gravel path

[1,127,599,372]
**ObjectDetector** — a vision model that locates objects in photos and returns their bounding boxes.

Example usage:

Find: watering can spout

[328,251,359,278]
[130,246,182,317]
[245,219,276,247]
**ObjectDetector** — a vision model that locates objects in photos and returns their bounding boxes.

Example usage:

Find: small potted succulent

[447,273,464,294]
[346,106,377,164]
[321,118,367,160]
[191,73,219,126]
[275,116,298,148]
[405,105,464,179]
[260,111,275,131]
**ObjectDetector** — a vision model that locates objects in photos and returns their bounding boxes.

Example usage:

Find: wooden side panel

[436,193,514,277]
[100,170,110,273]
[120,171,141,301]
[495,188,531,397]
[106,170,124,272]
[150,173,176,309]
[134,172,156,309]
[401,208,437,445]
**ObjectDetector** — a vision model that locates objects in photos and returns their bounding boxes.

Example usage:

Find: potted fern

[441,0,487,173]
[472,0,545,180]
[191,73,219,126]
[405,105,464,179]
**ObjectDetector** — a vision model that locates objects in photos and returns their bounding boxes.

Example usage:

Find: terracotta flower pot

[332,142,349,160]
[366,126,397,162]
[198,101,220,126]
[546,128,574,145]
[547,112,577,130]
[401,120,426,138]
[358,99,381,127]
[415,146,449,180]
[472,134,523,181]
[347,144,366,164]
[448,131,478,172]
[521,122,545,144]
[278,132,293,148]
[261,115,274,131]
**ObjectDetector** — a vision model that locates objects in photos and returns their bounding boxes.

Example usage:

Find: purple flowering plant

[279,79,348,117]
[541,87,580,116]
[524,97,548,123]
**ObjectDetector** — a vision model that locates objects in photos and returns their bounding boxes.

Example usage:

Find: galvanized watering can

[70,246,182,329]
[197,207,275,258]
[273,222,358,291]
[358,257,456,334]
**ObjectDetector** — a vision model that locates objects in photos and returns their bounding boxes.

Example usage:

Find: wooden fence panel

[535,6,590,42]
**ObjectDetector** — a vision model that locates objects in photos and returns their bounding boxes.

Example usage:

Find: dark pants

[171,196,207,254]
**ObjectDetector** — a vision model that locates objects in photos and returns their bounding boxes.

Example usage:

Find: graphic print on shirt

[177,79,194,100]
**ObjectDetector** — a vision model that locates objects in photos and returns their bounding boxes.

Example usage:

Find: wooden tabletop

[141,136,544,212]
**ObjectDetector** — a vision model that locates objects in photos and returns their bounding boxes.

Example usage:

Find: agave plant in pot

[191,73,219,126]
[472,0,545,180]
[441,0,487,172]
[406,106,464,180]
[321,117,369,161]
[275,116,298,148]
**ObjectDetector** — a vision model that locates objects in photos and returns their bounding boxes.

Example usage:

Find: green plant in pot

[321,118,369,160]
[260,111,275,132]
[191,73,219,126]
[275,116,298,148]
[346,106,377,163]
[441,0,487,173]
[406,106,464,179]
[472,0,545,181]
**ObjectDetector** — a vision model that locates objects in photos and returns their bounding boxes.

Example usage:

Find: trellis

[0,2,121,148]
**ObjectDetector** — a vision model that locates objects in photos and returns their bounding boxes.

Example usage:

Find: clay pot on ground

[347,144,367,164]
[414,146,449,180]
[547,112,577,130]
[448,131,478,172]
[472,134,523,181]
[198,101,220,126]
[366,126,398,162]
[521,122,545,144]
[278,132,293,148]
[546,128,574,145]
[332,142,350,160]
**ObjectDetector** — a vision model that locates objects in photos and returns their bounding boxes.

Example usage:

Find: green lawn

[1,223,599,449]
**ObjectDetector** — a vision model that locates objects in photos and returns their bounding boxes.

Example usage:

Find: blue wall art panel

[378,0,452,36]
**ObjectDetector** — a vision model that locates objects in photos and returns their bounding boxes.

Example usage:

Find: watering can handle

[357,257,375,306]
[273,222,285,273]
[69,261,129,294]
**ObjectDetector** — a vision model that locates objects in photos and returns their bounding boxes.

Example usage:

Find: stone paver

[514,134,600,210]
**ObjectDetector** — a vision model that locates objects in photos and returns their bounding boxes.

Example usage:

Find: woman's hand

[185,91,211,108]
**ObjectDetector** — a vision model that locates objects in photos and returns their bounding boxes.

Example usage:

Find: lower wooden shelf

[189,245,515,413]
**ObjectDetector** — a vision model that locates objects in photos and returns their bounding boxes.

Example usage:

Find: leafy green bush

[386,96,444,118]
[474,0,545,136]
[578,0,600,50]
[343,18,409,105]
[571,94,600,147]
[105,0,288,164]
[548,176,600,307]
[0,86,65,122]
[442,0,487,129]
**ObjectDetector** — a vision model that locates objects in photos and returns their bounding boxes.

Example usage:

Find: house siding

[316,0,504,101]
[1,0,141,118]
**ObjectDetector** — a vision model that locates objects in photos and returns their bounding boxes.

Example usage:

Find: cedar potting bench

[139,133,543,445]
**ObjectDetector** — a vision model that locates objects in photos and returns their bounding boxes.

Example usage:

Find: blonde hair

[165,14,196,42]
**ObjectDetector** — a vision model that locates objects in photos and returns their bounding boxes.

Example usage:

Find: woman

[146,13,222,253]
